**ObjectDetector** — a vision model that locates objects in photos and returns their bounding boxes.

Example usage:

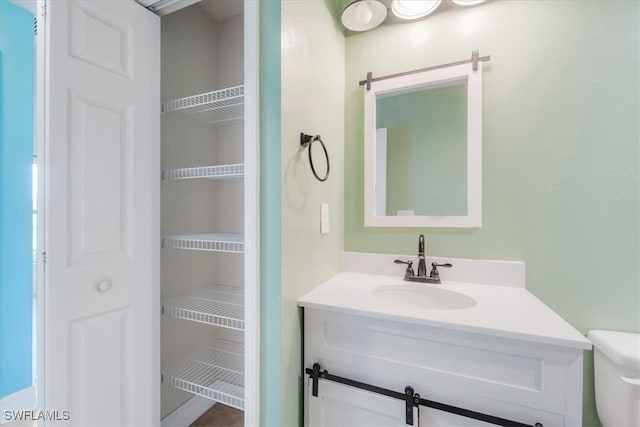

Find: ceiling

[198,0,244,21]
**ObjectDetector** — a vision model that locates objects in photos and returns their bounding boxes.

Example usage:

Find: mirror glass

[375,81,467,217]
[364,61,482,227]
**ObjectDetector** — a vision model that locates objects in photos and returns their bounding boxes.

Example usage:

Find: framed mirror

[364,61,482,227]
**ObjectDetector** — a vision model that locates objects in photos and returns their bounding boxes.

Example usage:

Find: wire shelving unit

[162,163,244,181]
[162,346,244,410]
[162,85,244,126]
[161,83,247,411]
[162,285,244,330]
[162,233,244,253]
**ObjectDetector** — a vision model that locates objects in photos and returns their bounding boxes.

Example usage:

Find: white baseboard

[161,396,214,427]
[0,386,36,425]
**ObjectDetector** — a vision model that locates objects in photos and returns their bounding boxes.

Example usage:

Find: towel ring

[300,133,330,182]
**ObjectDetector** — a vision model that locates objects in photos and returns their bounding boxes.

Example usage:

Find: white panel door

[43,0,160,425]
[307,380,419,427]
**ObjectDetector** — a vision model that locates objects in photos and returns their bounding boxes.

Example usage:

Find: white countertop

[298,272,592,350]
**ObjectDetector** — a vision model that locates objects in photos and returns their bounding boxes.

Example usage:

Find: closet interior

[157,1,246,421]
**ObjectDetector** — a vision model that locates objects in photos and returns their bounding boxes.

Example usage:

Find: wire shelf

[162,85,244,126]
[162,285,244,330]
[163,346,244,410]
[162,164,244,181]
[162,233,244,253]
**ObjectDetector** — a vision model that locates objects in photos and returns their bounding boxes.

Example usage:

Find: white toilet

[588,330,640,427]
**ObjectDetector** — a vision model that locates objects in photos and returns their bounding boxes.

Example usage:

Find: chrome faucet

[394,234,452,284]
[417,234,427,277]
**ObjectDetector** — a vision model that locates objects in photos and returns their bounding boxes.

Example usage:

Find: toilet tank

[588,330,640,427]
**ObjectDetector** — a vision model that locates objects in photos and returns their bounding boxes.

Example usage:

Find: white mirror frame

[364,62,482,228]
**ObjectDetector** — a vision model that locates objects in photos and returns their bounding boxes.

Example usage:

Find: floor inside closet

[189,404,243,427]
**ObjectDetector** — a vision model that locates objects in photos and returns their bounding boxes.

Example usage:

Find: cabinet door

[43,0,160,425]
[307,379,418,427]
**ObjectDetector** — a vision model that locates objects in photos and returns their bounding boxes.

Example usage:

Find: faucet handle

[432,262,452,268]
[429,262,452,279]
[394,259,415,277]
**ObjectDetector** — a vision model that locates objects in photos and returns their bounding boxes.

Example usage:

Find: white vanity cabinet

[303,308,584,427]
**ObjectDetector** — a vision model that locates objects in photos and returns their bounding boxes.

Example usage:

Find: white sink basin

[371,284,477,310]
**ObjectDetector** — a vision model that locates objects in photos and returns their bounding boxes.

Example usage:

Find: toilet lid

[588,330,640,371]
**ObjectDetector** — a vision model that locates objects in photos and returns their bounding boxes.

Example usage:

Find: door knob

[96,280,112,293]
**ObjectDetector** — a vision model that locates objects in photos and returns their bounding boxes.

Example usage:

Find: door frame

[244,1,260,425]
[34,0,46,420]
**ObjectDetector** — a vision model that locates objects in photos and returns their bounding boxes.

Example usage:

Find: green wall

[280,1,345,425]
[260,1,281,425]
[344,1,639,425]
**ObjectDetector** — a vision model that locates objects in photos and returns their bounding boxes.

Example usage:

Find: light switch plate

[320,202,330,234]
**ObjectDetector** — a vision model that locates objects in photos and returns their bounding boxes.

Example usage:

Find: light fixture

[341,0,388,32]
[391,0,442,20]
[452,0,487,5]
